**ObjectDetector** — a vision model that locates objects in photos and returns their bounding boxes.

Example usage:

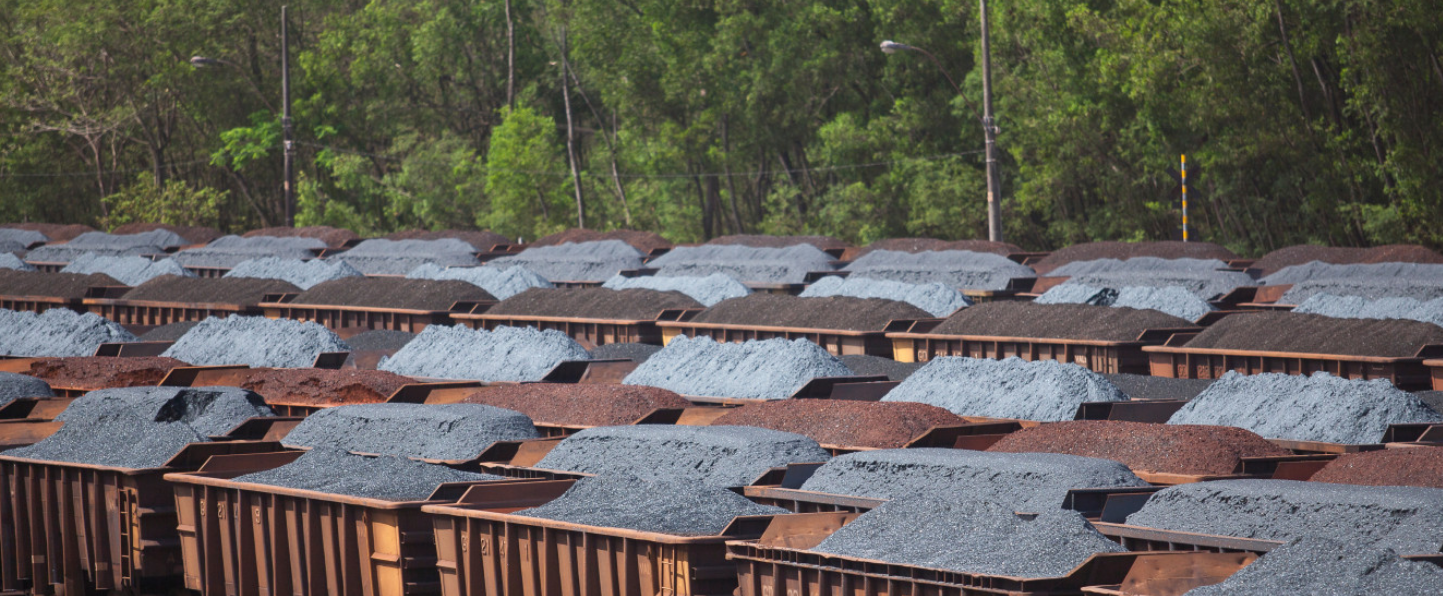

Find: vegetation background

[1,0,1439,254]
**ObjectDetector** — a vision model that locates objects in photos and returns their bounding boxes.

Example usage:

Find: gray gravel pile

[1102,373,1214,401]
[1038,284,1215,320]
[0,239,24,255]
[534,425,831,487]
[842,249,1036,290]
[1264,261,1443,285]
[1279,278,1443,303]
[801,276,970,317]
[838,354,924,381]
[1049,257,1230,276]
[224,257,362,290]
[882,357,1126,421]
[0,253,34,271]
[8,386,273,468]
[0,372,54,405]
[623,336,851,399]
[799,448,1147,511]
[162,315,349,368]
[407,263,552,299]
[813,496,1124,578]
[25,230,180,262]
[60,253,193,286]
[488,240,644,282]
[0,308,136,357]
[516,475,788,535]
[1125,479,1443,553]
[235,449,505,501]
[601,273,750,306]
[1065,270,1255,301]
[1167,371,1443,444]
[648,244,834,284]
[1035,284,1118,306]
[588,342,662,362]
[281,403,539,460]
[344,330,416,352]
[139,321,199,341]
[1294,294,1443,325]
[330,238,480,275]
[172,235,325,269]
[379,324,589,381]
[0,228,48,247]
[1184,537,1443,596]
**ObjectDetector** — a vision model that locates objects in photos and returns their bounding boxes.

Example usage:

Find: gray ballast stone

[1065,270,1255,301]
[1038,284,1216,321]
[622,336,851,400]
[588,342,663,363]
[0,253,34,271]
[489,240,644,283]
[516,475,789,536]
[0,228,48,247]
[1279,277,1443,303]
[813,496,1125,578]
[0,372,54,406]
[225,257,362,290]
[281,403,540,460]
[1125,479,1443,553]
[799,449,1147,512]
[1294,294,1443,327]
[842,249,1036,290]
[173,235,325,269]
[1035,284,1118,306]
[9,386,273,468]
[378,324,589,382]
[882,357,1126,422]
[24,230,183,263]
[1102,373,1214,401]
[61,253,193,286]
[1264,261,1443,285]
[0,308,136,357]
[838,354,923,381]
[801,276,970,317]
[1167,371,1443,444]
[0,239,24,255]
[1184,537,1443,596]
[162,315,350,368]
[331,238,481,275]
[648,244,834,284]
[534,425,831,487]
[407,263,553,299]
[1048,257,1231,276]
[234,449,505,501]
[601,273,750,307]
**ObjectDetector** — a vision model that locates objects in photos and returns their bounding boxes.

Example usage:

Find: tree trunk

[559,29,585,229]
[721,114,744,233]
[505,0,515,109]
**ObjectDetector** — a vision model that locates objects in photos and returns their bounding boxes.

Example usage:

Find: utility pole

[978,0,1002,242]
[281,5,296,227]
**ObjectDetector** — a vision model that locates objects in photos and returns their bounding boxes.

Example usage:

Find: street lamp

[880,5,1004,242]
[190,5,296,228]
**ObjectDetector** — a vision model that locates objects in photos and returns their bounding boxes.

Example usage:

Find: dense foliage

[1,0,1439,253]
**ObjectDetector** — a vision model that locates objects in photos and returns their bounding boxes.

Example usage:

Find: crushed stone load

[343,329,416,352]
[111,223,222,245]
[60,253,193,286]
[1038,284,1217,320]
[0,372,54,404]
[1125,479,1443,553]
[6,386,273,468]
[1306,447,1443,489]
[24,229,183,262]
[812,496,1124,578]
[0,269,121,297]
[623,336,852,400]
[1064,270,1255,301]
[0,228,50,248]
[516,475,787,536]
[25,356,188,390]
[1168,372,1443,444]
[688,294,929,332]
[0,238,26,255]
[229,368,413,407]
[588,342,662,362]
[162,315,349,368]
[460,383,690,427]
[243,225,359,247]
[1264,261,1443,286]
[882,357,1126,421]
[489,240,644,282]
[0,223,93,243]
[801,276,970,317]
[601,273,750,307]
[987,421,1290,476]
[841,249,1035,290]
[529,228,672,254]
[281,403,539,460]
[0,308,136,357]
[385,229,511,250]
[711,400,964,449]
[406,263,552,299]
[1048,256,1230,276]
[841,238,1022,261]
[379,324,589,381]
[534,425,830,486]
[706,234,848,250]
[1295,294,1443,327]
[1102,373,1214,401]
[173,235,325,269]
[931,301,1193,341]
[1253,244,1443,276]
[838,354,923,381]
[139,321,199,341]
[234,449,504,501]
[330,238,481,275]
[289,276,495,311]
[1181,311,1443,357]
[1030,241,1237,275]
[224,257,362,290]
[0,253,34,271]
[486,287,700,320]
[648,244,834,284]
[1280,277,1443,303]
[121,275,300,305]
[800,448,1147,511]
[1185,536,1443,596]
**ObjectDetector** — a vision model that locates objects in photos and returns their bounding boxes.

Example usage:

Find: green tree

[482,105,573,240]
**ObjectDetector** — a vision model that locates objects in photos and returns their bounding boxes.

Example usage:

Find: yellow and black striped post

[1180,154,1189,242]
